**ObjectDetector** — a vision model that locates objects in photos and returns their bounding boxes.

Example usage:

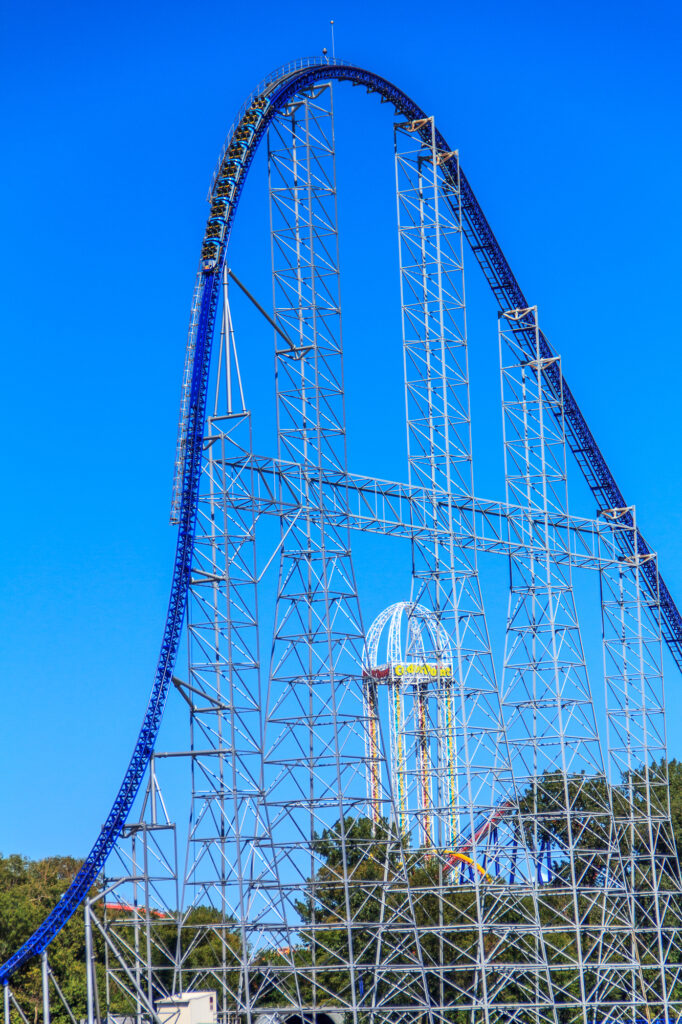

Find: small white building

[156,992,218,1024]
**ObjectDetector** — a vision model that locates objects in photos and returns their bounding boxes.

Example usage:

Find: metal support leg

[41,952,49,1024]
[599,506,682,1018]
[85,901,95,1024]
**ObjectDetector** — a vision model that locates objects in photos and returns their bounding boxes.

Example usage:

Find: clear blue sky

[2,0,681,861]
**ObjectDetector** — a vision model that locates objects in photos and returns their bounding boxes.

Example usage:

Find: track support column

[84,901,94,1024]
[395,120,554,1024]
[266,82,433,1024]
[599,506,682,1019]
[40,953,49,1024]
[499,306,636,1024]
[181,266,269,1021]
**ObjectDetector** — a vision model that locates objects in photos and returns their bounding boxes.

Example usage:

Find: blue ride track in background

[3,56,681,985]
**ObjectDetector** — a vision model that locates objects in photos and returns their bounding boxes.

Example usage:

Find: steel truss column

[599,507,682,1019]
[395,122,556,1024]
[41,952,50,1024]
[499,307,636,1024]
[181,270,276,1021]
[100,276,272,1022]
[84,902,94,1024]
[93,277,269,1022]
[265,84,433,1024]
[396,116,469,855]
[97,760,179,1018]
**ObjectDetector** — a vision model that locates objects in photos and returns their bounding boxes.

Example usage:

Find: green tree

[0,856,243,1023]
[0,854,94,1024]
[667,759,682,852]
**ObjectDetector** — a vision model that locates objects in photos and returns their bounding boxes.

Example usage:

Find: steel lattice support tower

[263,83,434,1024]
[95,280,278,1019]
[97,762,180,1019]
[498,306,645,1023]
[180,291,273,1010]
[395,123,557,1024]
[599,506,682,1017]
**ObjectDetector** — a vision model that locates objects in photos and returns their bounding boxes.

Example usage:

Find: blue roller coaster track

[3,55,681,985]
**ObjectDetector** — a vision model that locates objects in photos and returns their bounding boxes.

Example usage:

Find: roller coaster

[3,55,682,1024]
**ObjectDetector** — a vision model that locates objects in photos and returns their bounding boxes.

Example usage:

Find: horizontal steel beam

[202,451,633,572]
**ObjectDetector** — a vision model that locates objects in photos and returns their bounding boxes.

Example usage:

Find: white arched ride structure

[363,602,457,850]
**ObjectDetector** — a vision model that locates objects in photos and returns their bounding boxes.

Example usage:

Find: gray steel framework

[261,85,433,1024]
[6,74,682,1024]
[499,308,639,1023]
[598,506,682,1015]
[394,120,557,1024]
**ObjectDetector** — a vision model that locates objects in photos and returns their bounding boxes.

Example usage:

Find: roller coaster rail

[2,54,681,994]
